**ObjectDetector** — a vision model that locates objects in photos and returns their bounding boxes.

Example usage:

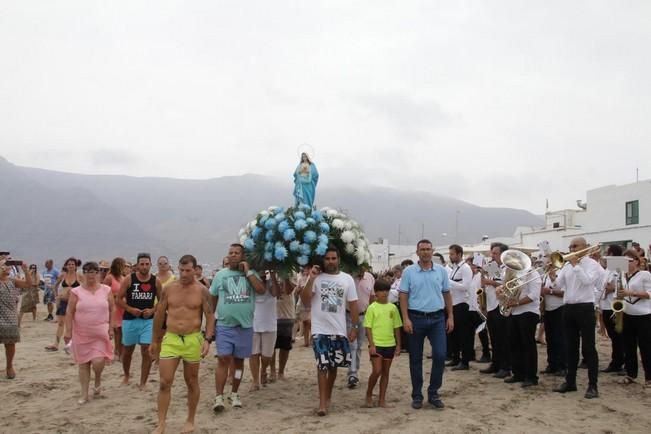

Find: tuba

[499,249,532,317]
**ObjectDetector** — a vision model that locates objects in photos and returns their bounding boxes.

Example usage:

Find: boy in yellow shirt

[363,279,402,407]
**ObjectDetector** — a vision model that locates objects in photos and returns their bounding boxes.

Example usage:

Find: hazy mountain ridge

[0,157,543,266]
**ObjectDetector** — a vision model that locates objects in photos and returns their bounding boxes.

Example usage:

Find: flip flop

[6,373,16,380]
[44,346,58,352]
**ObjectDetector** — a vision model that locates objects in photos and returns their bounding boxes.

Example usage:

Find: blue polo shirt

[399,262,449,312]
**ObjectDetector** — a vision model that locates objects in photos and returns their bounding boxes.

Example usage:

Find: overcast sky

[1,1,649,214]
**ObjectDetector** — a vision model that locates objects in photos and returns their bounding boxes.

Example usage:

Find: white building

[369,239,418,272]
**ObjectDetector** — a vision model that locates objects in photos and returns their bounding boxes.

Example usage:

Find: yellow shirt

[363,301,402,347]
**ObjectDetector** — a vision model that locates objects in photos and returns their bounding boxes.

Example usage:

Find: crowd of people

[1,237,650,433]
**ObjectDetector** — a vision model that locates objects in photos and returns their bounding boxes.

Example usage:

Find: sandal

[93,386,102,397]
[620,376,636,385]
[77,398,88,405]
[44,346,58,352]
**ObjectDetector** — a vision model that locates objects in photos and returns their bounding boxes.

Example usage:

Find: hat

[98,260,110,269]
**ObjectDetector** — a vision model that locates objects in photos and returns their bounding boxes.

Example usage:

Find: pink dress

[108,275,124,327]
[71,285,114,364]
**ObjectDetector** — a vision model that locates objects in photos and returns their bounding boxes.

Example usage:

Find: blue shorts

[43,288,55,305]
[122,318,153,346]
[312,334,352,371]
[215,325,253,359]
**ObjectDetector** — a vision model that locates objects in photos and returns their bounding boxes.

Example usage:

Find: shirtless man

[150,255,214,434]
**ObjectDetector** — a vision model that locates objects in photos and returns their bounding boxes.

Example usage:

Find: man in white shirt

[596,245,625,374]
[300,246,359,416]
[541,264,567,376]
[480,243,511,379]
[502,266,542,387]
[446,244,474,370]
[553,237,601,399]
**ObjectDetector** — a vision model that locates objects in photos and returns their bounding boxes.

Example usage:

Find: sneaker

[212,395,225,413]
[347,376,359,389]
[230,392,242,408]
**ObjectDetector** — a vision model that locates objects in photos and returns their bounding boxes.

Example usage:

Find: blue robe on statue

[293,162,319,208]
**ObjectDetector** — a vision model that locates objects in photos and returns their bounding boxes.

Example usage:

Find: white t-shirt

[557,256,602,305]
[485,264,505,312]
[311,271,358,336]
[253,283,277,332]
[512,272,541,316]
[623,270,651,316]
[448,262,472,306]
[468,273,481,312]
[542,273,564,312]
[389,278,401,304]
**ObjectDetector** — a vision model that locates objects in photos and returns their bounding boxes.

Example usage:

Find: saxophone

[610,269,625,334]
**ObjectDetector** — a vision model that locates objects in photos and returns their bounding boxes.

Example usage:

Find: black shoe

[579,360,588,369]
[540,366,555,375]
[477,354,491,363]
[616,370,627,376]
[445,360,460,367]
[451,363,469,371]
[584,385,599,399]
[480,366,498,374]
[522,379,539,388]
[428,398,445,409]
[44,314,53,321]
[504,376,524,384]
[347,377,359,389]
[493,369,511,379]
[411,400,423,409]
[553,382,577,393]
[600,365,622,373]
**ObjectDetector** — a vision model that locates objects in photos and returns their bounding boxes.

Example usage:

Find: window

[626,200,639,225]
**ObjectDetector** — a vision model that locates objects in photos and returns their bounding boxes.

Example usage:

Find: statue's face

[301,153,308,162]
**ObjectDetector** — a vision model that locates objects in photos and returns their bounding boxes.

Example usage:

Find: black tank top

[123,272,157,320]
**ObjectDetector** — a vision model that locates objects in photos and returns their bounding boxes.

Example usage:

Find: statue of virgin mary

[293,152,319,208]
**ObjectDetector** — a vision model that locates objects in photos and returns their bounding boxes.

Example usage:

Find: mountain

[0,157,542,267]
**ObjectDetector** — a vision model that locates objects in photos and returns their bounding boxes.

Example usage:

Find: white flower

[345,243,356,254]
[341,230,355,244]
[332,219,344,229]
[356,250,366,265]
[344,221,352,230]
[239,234,247,244]
[260,210,269,217]
[326,209,339,218]
[238,228,245,237]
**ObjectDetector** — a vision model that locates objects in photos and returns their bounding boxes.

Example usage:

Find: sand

[3,307,651,434]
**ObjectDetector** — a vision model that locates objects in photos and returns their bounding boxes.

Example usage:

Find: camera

[5,260,23,266]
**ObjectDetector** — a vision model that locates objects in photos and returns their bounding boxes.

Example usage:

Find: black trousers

[509,312,539,381]
[563,303,598,386]
[623,313,651,381]
[448,303,474,364]
[543,306,567,371]
[601,309,625,369]
[395,302,409,352]
[470,311,490,357]
[487,307,511,370]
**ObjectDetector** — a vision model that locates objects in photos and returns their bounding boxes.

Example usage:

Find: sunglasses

[83,269,99,274]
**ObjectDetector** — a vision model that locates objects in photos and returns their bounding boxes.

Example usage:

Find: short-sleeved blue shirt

[399,262,449,312]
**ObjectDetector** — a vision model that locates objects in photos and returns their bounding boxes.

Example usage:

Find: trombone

[503,244,601,292]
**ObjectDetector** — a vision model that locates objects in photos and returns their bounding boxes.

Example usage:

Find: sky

[1,1,649,214]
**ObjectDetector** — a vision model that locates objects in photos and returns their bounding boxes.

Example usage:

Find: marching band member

[446,245,474,371]
[540,262,566,376]
[503,260,542,387]
[553,237,601,399]
[480,243,511,379]
[597,245,625,374]
[466,257,491,363]
[619,249,651,386]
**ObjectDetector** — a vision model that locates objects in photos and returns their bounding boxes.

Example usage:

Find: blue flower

[265,231,274,241]
[312,210,323,221]
[274,246,288,261]
[243,238,255,251]
[283,228,296,241]
[299,203,311,211]
[297,255,309,266]
[264,218,277,230]
[318,234,329,245]
[294,211,306,220]
[294,219,308,231]
[303,230,317,244]
[275,213,286,223]
[300,243,312,256]
[289,241,301,252]
[252,226,262,240]
[319,222,330,233]
[278,220,289,233]
[260,215,269,225]
[306,217,316,225]
[264,242,273,252]
[315,243,328,256]
[264,252,273,262]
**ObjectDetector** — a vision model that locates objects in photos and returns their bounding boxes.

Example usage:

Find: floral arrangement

[238,204,372,277]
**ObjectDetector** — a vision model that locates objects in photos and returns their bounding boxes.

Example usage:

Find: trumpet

[504,244,602,292]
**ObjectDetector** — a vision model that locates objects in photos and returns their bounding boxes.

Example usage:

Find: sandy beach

[3,306,651,434]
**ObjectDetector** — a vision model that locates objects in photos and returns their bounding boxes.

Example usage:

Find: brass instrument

[504,244,602,292]
[476,287,487,313]
[499,249,531,317]
[611,269,625,333]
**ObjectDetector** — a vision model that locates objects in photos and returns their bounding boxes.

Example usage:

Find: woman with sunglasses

[19,264,42,326]
[0,257,33,379]
[619,249,651,386]
[103,257,126,361]
[64,261,115,404]
[46,257,83,351]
